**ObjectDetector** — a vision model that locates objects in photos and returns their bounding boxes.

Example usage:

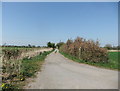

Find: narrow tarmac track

[25,52,118,89]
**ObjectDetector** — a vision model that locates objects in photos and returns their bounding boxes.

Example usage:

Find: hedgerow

[60,37,108,63]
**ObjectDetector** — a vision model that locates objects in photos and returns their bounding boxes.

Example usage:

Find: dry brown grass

[1,47,52,89]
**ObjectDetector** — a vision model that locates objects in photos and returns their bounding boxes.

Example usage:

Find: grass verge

[2,50,53,90]
[60,51,119,70]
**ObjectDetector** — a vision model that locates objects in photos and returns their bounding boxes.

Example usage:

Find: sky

[2,2,118,46]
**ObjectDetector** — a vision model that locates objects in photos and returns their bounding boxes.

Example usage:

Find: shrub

[2,49,22,82]
[60,37,108,63]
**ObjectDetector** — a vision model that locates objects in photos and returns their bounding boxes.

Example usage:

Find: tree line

[1,41,119,50]
[104,44,120,50]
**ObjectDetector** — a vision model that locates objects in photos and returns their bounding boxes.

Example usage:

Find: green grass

[108,52,119,69]
[2,50,53,90]
[21,51,52,77]
[60,51,119,70]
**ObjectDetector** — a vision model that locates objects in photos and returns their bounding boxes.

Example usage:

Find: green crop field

[107,52,119,70]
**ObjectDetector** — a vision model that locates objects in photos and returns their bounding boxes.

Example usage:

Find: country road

[25,51,118,89]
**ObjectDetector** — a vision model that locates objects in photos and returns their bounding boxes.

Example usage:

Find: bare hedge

[60,37,108,63]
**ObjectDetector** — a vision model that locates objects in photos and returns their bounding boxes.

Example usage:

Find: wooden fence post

[79,47,81,59]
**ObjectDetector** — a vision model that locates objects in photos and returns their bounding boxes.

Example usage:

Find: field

[60,51,119,70]
[108,52,119,70]
[1,47,53,89]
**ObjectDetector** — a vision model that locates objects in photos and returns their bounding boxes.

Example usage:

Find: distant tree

[47,42,52,48]
[37,46,41,48]
[118,46,120,50]
[112,45,120,50]
[47,42,56,49]
[31,45,35,48]
[28,44,32,48]
[56,42,65,49]
[104,44,112,50]
[51,43,56,49]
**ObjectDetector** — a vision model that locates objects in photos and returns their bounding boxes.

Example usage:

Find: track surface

[25,52,118,89]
